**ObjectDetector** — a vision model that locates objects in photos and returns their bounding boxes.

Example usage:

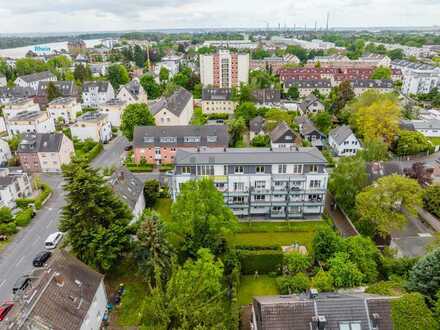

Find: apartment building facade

[391,60,440,95]
[47,97,81,123]
[200,50,249,88]
[170,148,328,219]
[70,112,112,143]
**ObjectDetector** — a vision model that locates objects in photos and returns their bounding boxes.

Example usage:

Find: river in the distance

[0,39,102,59]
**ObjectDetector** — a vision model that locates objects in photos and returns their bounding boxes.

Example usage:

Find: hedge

[235,245,281,251]
[84,143,103,162]
[0,222,17,235]
[15,198,34,208]
[15,208,34,227]
[159,164,174,172]
[126,164,153,173]
[34,183,53,209]
[239,250,284,275]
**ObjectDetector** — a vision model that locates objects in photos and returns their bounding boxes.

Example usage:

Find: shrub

[0,207,14,224]
[329,252,365,288]
[234,245,281,251]
[391,293,438,330]
[239,250,283,275]
[0,222,17,235]
[424,185,440,218]
[144,179,160,208]
[34,183,53,209]
[84,143,103,162]
[380,255,418,280]
[311,270,334,292]
[277,273,310,294]
[14,208,34,227]
[15,198,34,208]
[283,252,311,275]
[365,278,405,296]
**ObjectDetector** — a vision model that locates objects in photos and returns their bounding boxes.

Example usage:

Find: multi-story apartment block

[391,60,440,95]
[170,147,328,219]
[352,79,394,96]
[0,86,36,104]
[6,111,55,135]
[154,55,183,77]
[98,99,127,127]
[200,50,249,88]
[284,79,332,97]
[47,97,81,124]
[0,168,33,209]
[35,80,79,108]
[201,88,237,114]
[3,98,40,120]
[70,112,112,143]
[82,81,115,107]
[250,55,300,72]
[133,125,229,165]
[14,71,57,91]
[150,87,193,126]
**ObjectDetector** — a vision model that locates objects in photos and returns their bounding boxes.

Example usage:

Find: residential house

[252,292,396,330]
[269,122,299,148]
[170,147,328,219]
[200,50,249,88]
[154,55,183,77]
[298,94,325,115]
[0,86,36,104]
[133,125,229,165]
[3,251,107,330]
[296,116,326,149]
[82,81,115,107]
[6,111,55,135]
[14,71,57,91]
[18,133,74,173]
[400,119,440,137]
[47,97,81,124]
[0,168,33,209]
[249,116,266,140]
[252,89,281,107]
[284,79,332,97]
[116,78,148,104]
[3,98,40,120]
[35,80,79,108]
[201,88,236,114]
[0,139,12,165]
[109,167,145,221]
[90,63,110,77]
[250,55,300,72]
[352,79,394,96]
[98,99,127,127]
[70,112,112,143]
[150,87,193,126]
[329,125,362,156]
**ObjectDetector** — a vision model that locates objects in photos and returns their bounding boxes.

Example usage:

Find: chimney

[309,288,318,299]
[371,313,380,328]
[54,273,64,287]
[318,315,327,330]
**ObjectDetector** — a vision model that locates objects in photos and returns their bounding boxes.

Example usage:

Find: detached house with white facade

[329,125,362,156]
[82,81,115,107]
[150,87,193,126]
[116,78,148,104]
[14,71,57,91]
[6,111,55,135]
[0,168,33,209]
[70,112,112,143]
[47,97,81,124]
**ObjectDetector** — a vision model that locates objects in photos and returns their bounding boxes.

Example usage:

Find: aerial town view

[0,1,440,329]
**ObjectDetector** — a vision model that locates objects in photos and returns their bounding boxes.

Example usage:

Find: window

[255,195,265,201]
[232,196,245,204]
[278,164,287,173]
[309,180,321,188]
[254,181,266,189]
[339,322,361,330]
[155,147,161,155]
[293,164,302,174]
[310,164,319,172]
[285,135,292,140]
[198,165,214,176]
[184,136,201,143]
[160,137,177,143]
[182,166,192,174]
[207,136,217,143]
[274,181,285,186]
[143,136,154,143]
[234,166,244,174]
[256,165,265,173]
[233,182,245,191]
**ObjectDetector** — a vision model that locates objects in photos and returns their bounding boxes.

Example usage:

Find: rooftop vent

[309,288,318,299]
[54,273,64,287]
[372,313,381,329]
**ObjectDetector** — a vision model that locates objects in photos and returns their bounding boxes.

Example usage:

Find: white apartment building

[47,97,81,124]
[0,168,33,209]
[170,147,328,219]
[3,98,40,120]
[98,99,127,127]
[202,40,258,50]
[70,112,112,143]
[14,71,57,91]
[200,50,249,88]
[154,55,183,77]
[391,60,440,95]
[329,125,362,157]
[0,139,11,165]
[82,81,115,107]
[7,111,55,135]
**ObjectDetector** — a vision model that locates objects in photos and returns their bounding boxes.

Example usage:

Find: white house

[3,98,40,120]
[47,97,81,124]
[150,87,193,126]
[116,78,148,104]
[6,111,55,135]
[298,95,325,115]
[0,138,12,165]
[70,112,112,143]
[329,125,362,156]
[82,81,115,108]
[14,71,57,91]
[402,119,440,137]
[0,168,33,209]
[98,99,127,127]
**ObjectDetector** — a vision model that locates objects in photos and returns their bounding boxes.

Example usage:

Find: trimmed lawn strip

[238,275,279,305]
[237,221,324,233]
[229,232,316,251]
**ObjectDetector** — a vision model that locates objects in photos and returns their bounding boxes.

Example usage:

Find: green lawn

[114,282,146,326]
[153,198,172,223]
[238,275,279,305]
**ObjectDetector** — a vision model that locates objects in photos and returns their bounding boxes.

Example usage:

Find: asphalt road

[92,135,129,168]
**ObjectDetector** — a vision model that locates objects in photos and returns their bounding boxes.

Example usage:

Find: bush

[34,183,53,209]
[159,164,174,172]
[15,198,34,208]
[239,250,283,275]
[365,279,405,296]
[207,113,229,120]
[283,252,311,275]
[391,293,438,330]
[84,143,103,162]
[0,222,17,235]
[0,207,14,224]
[14,208,34,227]
[234,245,281,251]
[277,273,310,294]
[311,270,334,292]
[424,185,440,218]
[144,179,160,208]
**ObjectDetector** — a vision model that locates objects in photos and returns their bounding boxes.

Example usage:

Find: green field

[238,275,279,305]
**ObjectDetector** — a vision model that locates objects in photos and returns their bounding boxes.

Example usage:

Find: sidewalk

[325,193,358,237]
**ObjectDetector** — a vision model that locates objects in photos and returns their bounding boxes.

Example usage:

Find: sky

[0,0,439,34]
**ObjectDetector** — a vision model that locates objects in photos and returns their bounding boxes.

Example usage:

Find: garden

[73,138,103,162]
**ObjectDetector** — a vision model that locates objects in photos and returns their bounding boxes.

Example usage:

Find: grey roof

[299,94,324,111]
[249,116,265,133]
[16,71,56,83]
[77,111,108,122]
[48,97,77,106]
[8,110,46,121]
[352,79,393,89]
[329,125,355,145]
[0,86,36,99]
[391,235,434,257]
[403,119,440,131]
[18,133,67,153]
[296,115,325,137]
[252,88,281,104]
[269,121,294,142]
[175,147,327,165]
[0,176,15,189]
[253,293,396,330]
[285,79,332,89]
[109,167,144,211]
[391,59,440,72]
[82,81,112,93]
[37,80,77,97]
[202,88,232,101]
[150,87,192,117]
[133,125,229,148]
[119,79,144,100]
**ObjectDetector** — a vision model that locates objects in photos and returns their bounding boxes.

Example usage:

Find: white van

[44,232,63,250]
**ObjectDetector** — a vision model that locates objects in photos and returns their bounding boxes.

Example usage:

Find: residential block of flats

[47,97,81,124]
[14,71,57,91]
[391,60,440,95]
[201,88,237,114]
[0,168,33,209]
[82,81,115,107]
[6,110,55,135]
[70,111,112,143]
[169,147,328,219]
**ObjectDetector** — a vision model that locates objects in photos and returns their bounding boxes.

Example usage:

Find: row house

[6,111,55,135]
[70,112,112,143]
[150,87,193,126]
[352,79,394,95]
[284,79,332,97]
[0,168,33,209]
[18,133,74,173]
[170,147,329,219]
[116,78,148,104]
[14,71,57,91]
[201,88,237,114]
[133,125,229,165]
[47,97,81,124]
[249,55,300,72]
[82,81,115,107]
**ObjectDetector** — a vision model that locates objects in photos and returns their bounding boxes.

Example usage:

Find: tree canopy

[107,64,129,90]
[395,130,433,156]
[391,293,438,330]
[424,185,440,218]
[370,66,392,80]
[140,74,161,99]
[121,103,155,141]
[408,248,440,299]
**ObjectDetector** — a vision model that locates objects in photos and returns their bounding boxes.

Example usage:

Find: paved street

[92,135,129,168]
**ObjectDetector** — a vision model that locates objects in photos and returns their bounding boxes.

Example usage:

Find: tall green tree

[159,66,170,83]
[360,137,389,161]
[171,179,238,257]
[15,58,48,76]
[408,248,440,299]
[370,66,392,80]
[328,80,355,116]
[121,103,155,141]
[356,175,423,237]
[107,64,129,90]
[312,226,343,264]
[227,117,246,147]
[60,158,132,271]
[424,185,440,218]
[343,235,380,283]
[73,64,92,83]
[329,252,365,288]
[140,74,161,99]
[287,86,300,100]
[311,112,332,134]
[46,81,62,102]
[395,130,433,156]
[391,293,438,330]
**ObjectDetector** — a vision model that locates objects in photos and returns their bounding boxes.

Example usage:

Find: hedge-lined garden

[74,138,103,163]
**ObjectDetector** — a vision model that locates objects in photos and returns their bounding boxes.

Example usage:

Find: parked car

[0,302,14,321]
[32,251,52,267]
[44,232,63,250]
[124,145,133,151]
[12,276,31,295]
